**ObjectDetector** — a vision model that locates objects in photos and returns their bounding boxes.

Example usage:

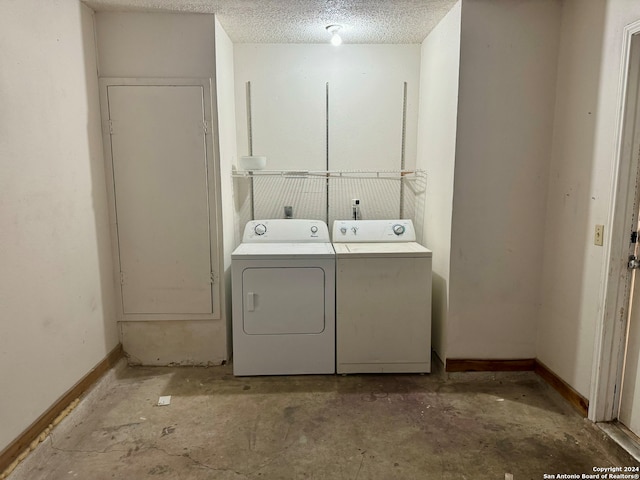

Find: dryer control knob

[393,224,405,235]
[254,223,267,235]
[310,225,318,234]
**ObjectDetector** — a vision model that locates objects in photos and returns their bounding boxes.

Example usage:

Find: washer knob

[310,225,318,234]
[393,224,405,235]
[254,223,267,236]
[340,227,347,234]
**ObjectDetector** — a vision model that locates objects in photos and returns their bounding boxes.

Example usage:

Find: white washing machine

[231,219,335,376]
[332,219,432,374]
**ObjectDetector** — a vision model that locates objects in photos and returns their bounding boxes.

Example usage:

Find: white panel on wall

[108,85,214,315]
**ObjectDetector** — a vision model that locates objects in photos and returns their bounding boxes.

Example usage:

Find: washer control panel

[243,219,330,242]
[332,220,416,243]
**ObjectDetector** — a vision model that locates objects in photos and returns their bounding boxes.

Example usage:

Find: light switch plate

[594,224,604,246]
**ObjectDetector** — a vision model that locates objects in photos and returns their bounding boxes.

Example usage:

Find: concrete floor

[9,361,638,480]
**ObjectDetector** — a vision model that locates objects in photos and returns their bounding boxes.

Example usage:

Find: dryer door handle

[247,292,256,312]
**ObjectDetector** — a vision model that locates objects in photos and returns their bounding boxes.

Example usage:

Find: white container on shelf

[240,155,267,170]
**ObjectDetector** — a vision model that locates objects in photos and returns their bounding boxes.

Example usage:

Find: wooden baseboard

[0,344,123,474]
[445,358,537,372]
[534,359,589,417]
[445,357,589,417]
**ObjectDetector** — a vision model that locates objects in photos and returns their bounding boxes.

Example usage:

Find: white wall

[95,12,215,78]
[537,0,607,399]
[234,44,420,170]
[446,0,562,360]
[234,45,327,172]
[233,44,420,226]
[0,1,118,451]
[95,12,228,365]
[213,16,238,359]
[416,1,461,361]
[538,0,640,399]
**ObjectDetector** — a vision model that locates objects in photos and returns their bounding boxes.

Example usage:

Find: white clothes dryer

[332,219,432,374]
[232,219,335,376]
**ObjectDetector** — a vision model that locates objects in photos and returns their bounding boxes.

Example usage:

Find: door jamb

[590,20,640,422]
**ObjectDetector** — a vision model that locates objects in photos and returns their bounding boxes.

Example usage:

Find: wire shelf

[232,169,427,239]
[232,169,426,181]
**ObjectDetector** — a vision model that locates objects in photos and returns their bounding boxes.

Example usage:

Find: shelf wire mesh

[233,170,427,240]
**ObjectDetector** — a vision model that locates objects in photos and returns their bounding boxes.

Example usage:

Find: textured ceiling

[83,0,458,44]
